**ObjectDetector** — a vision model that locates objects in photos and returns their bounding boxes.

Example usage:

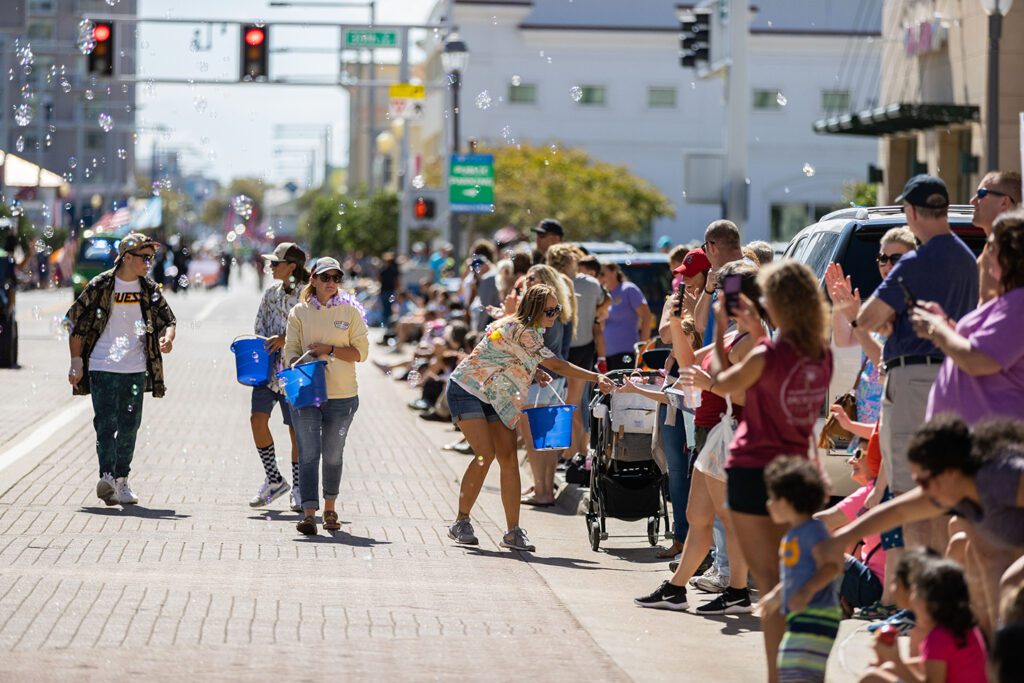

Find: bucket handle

[230,334,269,350]
[289,349,316,369]
[540,381,565,406]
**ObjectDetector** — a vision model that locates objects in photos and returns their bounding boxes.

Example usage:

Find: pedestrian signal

[413,197,435,220]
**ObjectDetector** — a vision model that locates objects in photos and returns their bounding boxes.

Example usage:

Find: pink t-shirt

[727,337,833,469]
[837,485,885,582]
[920,625,988,683]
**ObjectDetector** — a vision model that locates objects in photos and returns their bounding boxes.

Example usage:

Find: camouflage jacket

[65,269,176,397]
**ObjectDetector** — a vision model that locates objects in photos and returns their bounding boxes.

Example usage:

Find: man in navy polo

[855,175,978,522]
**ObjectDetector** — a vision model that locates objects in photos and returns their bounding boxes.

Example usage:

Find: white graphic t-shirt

[89,277,147,373]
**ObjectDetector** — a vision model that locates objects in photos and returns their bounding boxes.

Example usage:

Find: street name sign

[343,30,397,48]
[449,154,495,214]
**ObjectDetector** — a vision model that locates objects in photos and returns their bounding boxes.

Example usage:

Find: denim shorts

[446,381,500,423]
[251,384,292,427]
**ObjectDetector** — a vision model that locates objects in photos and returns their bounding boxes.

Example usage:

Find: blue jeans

[294,397,359,510]
[659,402,690,543]
[713,518,729,579]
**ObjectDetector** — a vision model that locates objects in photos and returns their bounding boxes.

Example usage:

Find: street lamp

[981,0,1013,168]
[442,34,469,255]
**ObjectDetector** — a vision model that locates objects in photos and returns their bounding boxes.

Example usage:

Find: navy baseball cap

[895,174,949,208]
[531,219,564,237]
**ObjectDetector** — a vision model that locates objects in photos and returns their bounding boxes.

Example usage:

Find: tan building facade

[879,1,1021,202]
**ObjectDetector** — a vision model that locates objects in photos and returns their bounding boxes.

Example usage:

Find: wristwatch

[849,318,859,329]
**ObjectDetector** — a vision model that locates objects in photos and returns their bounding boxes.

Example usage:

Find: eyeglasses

[543,305,562,317]
[875,253,903,266]
[976,187,1013,201]
[130,252,154,264]
[701,240,715,252]
[316,273,342,283]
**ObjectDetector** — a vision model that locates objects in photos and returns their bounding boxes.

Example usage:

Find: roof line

[517,23,881,37]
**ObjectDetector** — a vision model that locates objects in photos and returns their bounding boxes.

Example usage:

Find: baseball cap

[115,233,160,263]
[262,241,307,266]
[895,174,949,208]
[672,247,712,277]
[311,256,343,276]
[657,235,673,249]
[531,219,564,237]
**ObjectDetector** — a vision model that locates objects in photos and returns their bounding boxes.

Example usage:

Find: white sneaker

[114,477,139,505]
[693,568,730,593]
[290,485,302,512]
[248,479,290,508]
[96,473,117,506]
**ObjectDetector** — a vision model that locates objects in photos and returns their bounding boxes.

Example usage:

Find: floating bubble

[98,113,113,132]
[776,92,787,107]
[77,20,96,54]
[68,156,78,168]
[133,320,147,336]
[20,84,33,100]
[15,136,24,152]
[511,75,521,86]
[84,89,94,100]
[474,90,492,109]
[60,78,72,94]
[117,148,127,160]
[13,103,32,127]
[177,275,190,288]
[231,194,254,219]
[411,175,424,190]
[802,162,816,177]
[16,43,34,68]
[337,202,346,215]
[570,86,583,102]
[193,95,207,113]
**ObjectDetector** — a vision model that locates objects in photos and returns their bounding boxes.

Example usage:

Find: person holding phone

[854,175,978,548]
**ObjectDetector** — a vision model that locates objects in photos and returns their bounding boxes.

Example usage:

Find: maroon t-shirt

[695,333,746,428]
[727,336,833,469]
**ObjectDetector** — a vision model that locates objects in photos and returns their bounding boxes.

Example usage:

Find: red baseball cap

[672,247,711,277]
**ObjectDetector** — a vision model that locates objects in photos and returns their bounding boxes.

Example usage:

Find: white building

[423,0,883,245]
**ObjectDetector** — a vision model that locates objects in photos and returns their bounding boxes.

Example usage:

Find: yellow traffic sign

[389,83,425,100]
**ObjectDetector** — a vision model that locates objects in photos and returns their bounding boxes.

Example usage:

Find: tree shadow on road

[461,546,626,571]
[79,506,190,520]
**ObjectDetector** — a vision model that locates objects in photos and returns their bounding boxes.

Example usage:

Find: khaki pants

[879,363,940,493]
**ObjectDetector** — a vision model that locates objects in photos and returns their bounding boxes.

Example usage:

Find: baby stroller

[585,369,671,552]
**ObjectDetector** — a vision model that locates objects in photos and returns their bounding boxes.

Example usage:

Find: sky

[135,0,437,188]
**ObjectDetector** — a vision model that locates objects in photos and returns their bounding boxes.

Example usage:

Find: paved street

[0,279,871,681]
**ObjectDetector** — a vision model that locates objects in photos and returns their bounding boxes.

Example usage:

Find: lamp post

[981,0,1013,168]
[441,34,469,256]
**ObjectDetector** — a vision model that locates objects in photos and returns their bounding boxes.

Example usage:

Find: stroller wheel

[588,519,601,552]
[647,517,659,547]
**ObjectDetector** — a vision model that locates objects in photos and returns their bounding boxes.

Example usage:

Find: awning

[0,150,67,188]
[813,103,980,136]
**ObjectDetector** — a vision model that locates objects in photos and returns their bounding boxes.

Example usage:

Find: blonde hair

[758,261,828,360]
[493,284,555,341]
[545,243,582,274]
[527,263,577,333]
[881,227,917,251]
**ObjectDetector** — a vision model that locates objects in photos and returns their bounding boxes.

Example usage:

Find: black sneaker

[694,587,753,615]
[634,581,688,611]
[668,560,680,572]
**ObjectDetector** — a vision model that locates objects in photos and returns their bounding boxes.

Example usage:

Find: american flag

[90,207,131,232]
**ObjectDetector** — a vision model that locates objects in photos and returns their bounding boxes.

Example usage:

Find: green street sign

[449,154,495,214]
[343,30,397,48]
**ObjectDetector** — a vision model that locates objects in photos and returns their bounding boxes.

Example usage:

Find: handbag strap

[851,355,869,394]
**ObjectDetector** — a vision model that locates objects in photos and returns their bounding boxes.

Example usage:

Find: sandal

[323,510,340,531]
[655,544,684,559]
[296,515,317,536]
[521,496,555,507]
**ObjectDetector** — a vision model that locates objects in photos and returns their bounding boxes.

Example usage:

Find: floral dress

[855,333,886,425]
[449,320,554,429]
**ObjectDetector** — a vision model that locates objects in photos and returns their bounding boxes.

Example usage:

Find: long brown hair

[759,261,828,360]
[492,284,554,343]
[992,209,1024,294]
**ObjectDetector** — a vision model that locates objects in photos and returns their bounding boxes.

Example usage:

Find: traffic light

[87,22,114,76]
[239,24,269,82]
[413,197,435,221]
[679,10,711,69]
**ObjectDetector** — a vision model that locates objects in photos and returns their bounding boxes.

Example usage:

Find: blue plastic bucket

[524,404,576,450]
[230,336,273,387]
[276,360,328,409]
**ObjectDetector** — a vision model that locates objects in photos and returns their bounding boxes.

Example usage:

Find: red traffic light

[414,197,435,220]
[244,27,265,46]
[93,23,112,42]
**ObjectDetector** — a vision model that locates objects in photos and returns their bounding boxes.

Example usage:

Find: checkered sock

[291,461,300,490]
[257,445,283,484]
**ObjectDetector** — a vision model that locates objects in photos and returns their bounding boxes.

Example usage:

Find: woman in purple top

[912,209,1024,424]
[598,262,652,371]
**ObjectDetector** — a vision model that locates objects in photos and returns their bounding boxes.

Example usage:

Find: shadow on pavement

[246,510,306,522]
[295,530,391,547]
[691,612,762,636]
[79,505,190,520]
[601,546,670,564]
[463,546,625,571]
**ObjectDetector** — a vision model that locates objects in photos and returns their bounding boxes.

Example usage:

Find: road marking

[0,399,91,475]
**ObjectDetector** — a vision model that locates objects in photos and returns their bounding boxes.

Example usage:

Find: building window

[822,90,850,113]
[647,87,676,108]
[753,89,783,110]
[26,21,54,40]
[86,132,104,151]
[28,0,57,15]
[576,86,606,106]
[508,83,537,104]
[770,203,836,242]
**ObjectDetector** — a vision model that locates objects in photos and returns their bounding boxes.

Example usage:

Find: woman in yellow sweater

[283,257,369,535]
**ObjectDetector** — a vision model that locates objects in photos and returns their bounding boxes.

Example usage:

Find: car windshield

[78,238,119,267]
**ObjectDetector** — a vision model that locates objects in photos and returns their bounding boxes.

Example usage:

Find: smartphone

[673,282,685,316]
[896,275,916,310]
[723,273,742,315]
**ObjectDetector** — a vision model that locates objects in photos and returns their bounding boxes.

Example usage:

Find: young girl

[862,559,988,683]
[695,261,834,682]
[446,285,613,552]
[283,257,369,536]
[760,456,841,683]
[249,242,308,512]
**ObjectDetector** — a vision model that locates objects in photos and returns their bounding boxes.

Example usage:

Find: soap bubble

[97,113,113,132]
[802,163,816,177]
[474,90,492,109]
[570,86,583,102]
[776,92,788,107]
[231,194,254,219]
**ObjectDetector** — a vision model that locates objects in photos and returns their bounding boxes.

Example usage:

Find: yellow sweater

[284,299,369,399]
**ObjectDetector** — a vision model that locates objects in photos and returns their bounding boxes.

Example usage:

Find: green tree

[840,181,878,208]
[299,192,398,257]
[470,143,674,240]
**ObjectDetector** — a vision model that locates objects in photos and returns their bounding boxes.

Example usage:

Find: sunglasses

[543,305,562,317]
[129,251,154,264]
[875,253,903,266]
[976,187,1012,201]
[316,273,342,283]
[848,449,865,462]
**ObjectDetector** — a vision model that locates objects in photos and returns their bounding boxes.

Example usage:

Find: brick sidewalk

[0,284,628,681]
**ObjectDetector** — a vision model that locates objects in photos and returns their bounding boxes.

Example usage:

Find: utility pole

[723,0,749,229]
[396,27,411,257]
[366,0,377,197]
